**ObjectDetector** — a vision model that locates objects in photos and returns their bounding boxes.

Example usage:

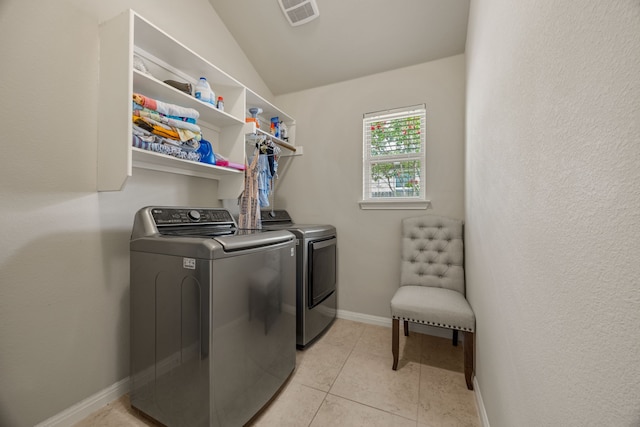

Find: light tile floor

[74,319,480,427]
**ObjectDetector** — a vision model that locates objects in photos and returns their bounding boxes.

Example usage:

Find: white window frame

[359,104,429,210]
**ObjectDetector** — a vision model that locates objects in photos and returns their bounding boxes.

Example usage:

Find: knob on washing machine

[188,210,201,221]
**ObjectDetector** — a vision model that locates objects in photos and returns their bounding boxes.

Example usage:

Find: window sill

[358,199,431,210]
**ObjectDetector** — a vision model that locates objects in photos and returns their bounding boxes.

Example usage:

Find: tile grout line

[328,323,422,425]
[415,332,424,424]
[308,322,367,426]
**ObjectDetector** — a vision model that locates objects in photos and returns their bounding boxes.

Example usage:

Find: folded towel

[132,134,201,162]
[132,102,196,124]
[164,79,192,95]
[133,93,199,120]
[133,109,201,133]
[227,161,246,171]
[133,116,180,140]
[132,124,199,151]
[132,115,201,142]
[214,159,246,171]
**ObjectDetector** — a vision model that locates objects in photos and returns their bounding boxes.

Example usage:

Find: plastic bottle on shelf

[270,117,280,138]
[216,96,224,111]
[194,77,215,105]
[207,84,215,105]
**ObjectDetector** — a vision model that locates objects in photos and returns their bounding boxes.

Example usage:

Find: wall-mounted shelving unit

[244,88,300,156]
[98,9,301,198]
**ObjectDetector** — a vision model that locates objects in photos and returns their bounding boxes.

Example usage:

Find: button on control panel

[151,208,234,225]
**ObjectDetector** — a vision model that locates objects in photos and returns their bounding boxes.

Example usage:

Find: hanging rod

[246,128,297,153]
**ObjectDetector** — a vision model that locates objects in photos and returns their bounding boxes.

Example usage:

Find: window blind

[362,104,426,201]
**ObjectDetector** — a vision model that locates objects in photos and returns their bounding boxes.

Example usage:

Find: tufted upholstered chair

[390,214,475,390]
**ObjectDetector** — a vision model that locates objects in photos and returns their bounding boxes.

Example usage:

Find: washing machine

[129,206,296,427]
[261,210,337,348]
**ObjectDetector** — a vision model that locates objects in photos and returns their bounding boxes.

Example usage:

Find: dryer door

[308,236,337,308]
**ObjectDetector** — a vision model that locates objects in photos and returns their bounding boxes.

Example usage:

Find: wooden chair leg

[452,330,458,346]
[403,320,409,336]
[392,319,399,370]
[463,331,474,390]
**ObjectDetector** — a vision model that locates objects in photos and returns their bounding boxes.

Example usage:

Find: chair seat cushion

[391,286,475,332]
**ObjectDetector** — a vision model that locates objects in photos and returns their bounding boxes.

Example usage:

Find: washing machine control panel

[151,208,235,226]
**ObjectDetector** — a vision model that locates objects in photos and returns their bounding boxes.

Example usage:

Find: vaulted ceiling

[208,0,470,95]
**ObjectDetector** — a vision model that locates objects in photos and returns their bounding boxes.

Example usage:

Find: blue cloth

[257,154,272,207]
[132,102,197,124]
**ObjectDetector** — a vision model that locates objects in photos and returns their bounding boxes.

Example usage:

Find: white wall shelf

[97,9,300,198]
[245,88,298,155]
[132,147,243,179]
[133,71,244,128]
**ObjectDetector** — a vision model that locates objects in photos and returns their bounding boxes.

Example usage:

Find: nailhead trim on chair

[392,315,474,332]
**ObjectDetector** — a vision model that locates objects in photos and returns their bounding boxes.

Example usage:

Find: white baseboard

[37,311,488,427]
[337,308,392,327]
[337,309,457,340]
[474,376,490,427]
[34,377,129,427]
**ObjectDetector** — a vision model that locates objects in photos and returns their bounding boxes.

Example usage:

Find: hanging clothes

[254,138,282,208]
[238,152,261,229]
[257,154,272,207]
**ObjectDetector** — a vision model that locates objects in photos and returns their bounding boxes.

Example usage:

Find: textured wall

[0,1,270,426]
[465,1,640,425]
[275,55,466,318]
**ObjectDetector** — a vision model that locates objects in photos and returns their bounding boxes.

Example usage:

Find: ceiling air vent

[278,0,320,26]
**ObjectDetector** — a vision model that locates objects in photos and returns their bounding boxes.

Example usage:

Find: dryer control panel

[151,207,235,226]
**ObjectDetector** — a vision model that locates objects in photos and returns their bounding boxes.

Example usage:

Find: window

[360,104,428,209]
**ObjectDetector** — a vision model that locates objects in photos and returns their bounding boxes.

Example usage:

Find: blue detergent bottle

[197,139,216,164]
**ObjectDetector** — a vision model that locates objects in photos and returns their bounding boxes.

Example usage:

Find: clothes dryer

[261,210,337,348]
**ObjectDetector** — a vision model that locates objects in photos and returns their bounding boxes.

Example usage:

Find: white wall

[275,55,466,318]
[0,1,272,426]
[465,1,640,426]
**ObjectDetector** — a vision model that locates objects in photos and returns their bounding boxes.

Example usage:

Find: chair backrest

[400,215,465,294]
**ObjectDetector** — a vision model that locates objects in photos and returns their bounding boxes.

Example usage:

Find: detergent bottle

[194,77,215,105]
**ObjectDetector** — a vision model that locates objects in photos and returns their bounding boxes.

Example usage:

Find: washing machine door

[212,230,294,254]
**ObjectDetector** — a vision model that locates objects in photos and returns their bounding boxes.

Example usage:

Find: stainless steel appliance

[261,210,337,348]
[129,206,296,427]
